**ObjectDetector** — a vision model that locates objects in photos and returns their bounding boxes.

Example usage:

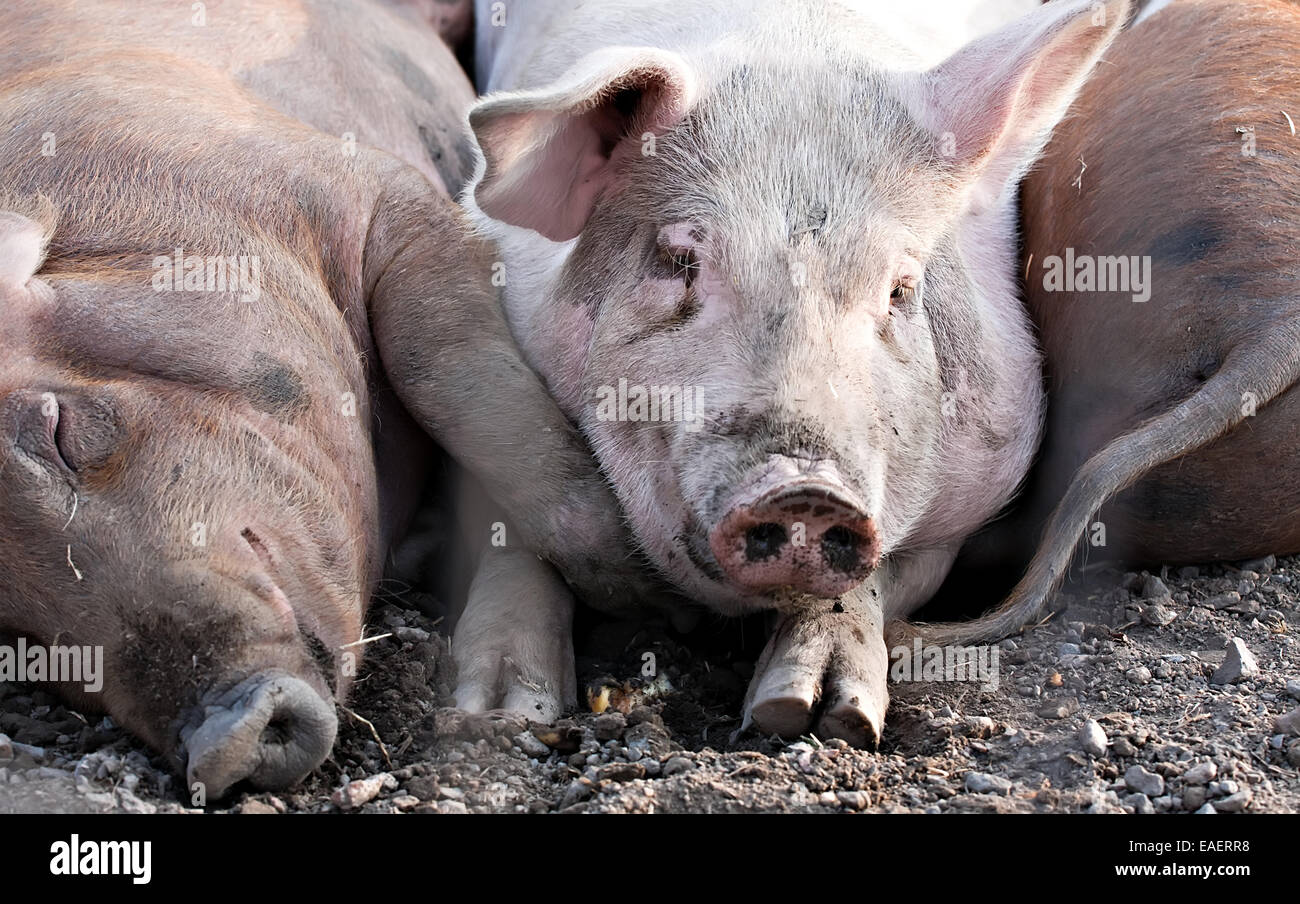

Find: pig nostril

[261,716,293,747]
[744,523,788,561]
[821,525,861,573]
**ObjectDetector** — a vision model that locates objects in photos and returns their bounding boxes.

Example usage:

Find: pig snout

[709,462,880,597]
[182,670,336,800]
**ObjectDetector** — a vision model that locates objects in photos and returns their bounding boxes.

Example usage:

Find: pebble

[514,732,551,759]
[1182,786,1207,810]
[1274,707,1300,737]
[1112,737,1138,757]
[662,757,694,777]
[436,800,469,815]
[332,772,395,810]
[1211,638,1259,684]
[1195,803,1217,815]
[237,799,279,815]
[391,795,420,811]
[1127,667,1153,684]
[1288,741,1300,768]
[1127,792,1154,815]
[1214,790,1252,813]
[1141,605,1177,627]
[837,790,869,810]
[1079,720,1108,757]
[1058,643,1081,658]
[1141,575,1171,600]
[0,733,11,765]
[592,712,627,742]
[1124,765,1164,798]
[1286,679,1300,700]
[964,772,1012,795]
[1240,555,1275,574]
[1183,761,1217,785]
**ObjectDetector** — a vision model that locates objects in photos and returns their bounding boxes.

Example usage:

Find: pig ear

[467,48,698,242]
[916,0,1127,211]
[0,211,48,289]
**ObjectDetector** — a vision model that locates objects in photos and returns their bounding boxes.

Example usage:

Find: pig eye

[659,246,699,288]
[889,281,917,305]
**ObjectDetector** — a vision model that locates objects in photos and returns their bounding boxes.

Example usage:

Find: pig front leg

[452,546,578,721]
[743,548,957,747]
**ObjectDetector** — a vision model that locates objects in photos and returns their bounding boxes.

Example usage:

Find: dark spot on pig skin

[244,355,307,416]
[1147,220,1221,266]
[852,627,865,644]
[418,124,448,168]
[382,48,439,104]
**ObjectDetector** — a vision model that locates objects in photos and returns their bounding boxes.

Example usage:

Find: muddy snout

[182,670,336,800]
[709,471,880,597]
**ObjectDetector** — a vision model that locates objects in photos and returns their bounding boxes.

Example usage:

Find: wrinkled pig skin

[923,0,1300,646]
[452,0,1127,742]
[0,0,651,799]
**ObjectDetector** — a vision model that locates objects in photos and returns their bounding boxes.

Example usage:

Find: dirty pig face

[472,63,977,615]
[0,212,374,795]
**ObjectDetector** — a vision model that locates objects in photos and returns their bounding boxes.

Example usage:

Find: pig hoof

[452,657,569,724]
[184,670,336,800]
[743,605,889,747]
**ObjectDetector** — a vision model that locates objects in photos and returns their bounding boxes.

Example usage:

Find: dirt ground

[3,553,1299,814]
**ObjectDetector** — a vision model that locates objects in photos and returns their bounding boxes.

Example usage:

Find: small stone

[1141,605,1177,627]
[391,795,420,811]
[1214,790,1252,813]
[1211,638,1259,684]
[1058,643,1081,658]
[662,756,694,777]
[1037,700,1074,720]
[1195,803,1216,815]
[1285,679,1300,700]
[1124,765,1164,797]
[1127,792,1154,815]
[436,800,469,815]
[238,799,278,815]
[1183,761,1217,785]
[1112,737,1138,757]
[1203,592,1242,610]
[1078,720,1108,757]
[1274,707,1300,737]
[836,790,869,810]
[437,786,465,801]
[818,791,838,806]
[1127,666,1153,684]
[1141,575,1171,600]
[1182,786,1207,810]
[964,772,1013,795]
[597,762,646,783]
[514,732,551,758]
[0,733,11,765]
[332,772,394,810]
[393,626,430,643]
[592,712,627,742]
[1177,566,1200,580]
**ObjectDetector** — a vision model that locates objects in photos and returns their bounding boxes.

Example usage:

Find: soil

[2,554,1298,814]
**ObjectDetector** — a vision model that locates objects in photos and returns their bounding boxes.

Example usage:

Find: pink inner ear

[0,212,46,288]
[475,66,693,243]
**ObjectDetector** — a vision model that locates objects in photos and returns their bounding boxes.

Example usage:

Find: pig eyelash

[659,246,701,287]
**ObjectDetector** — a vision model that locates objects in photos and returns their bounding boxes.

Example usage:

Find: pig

[0,0,655,799]
[451,0,1128,744]
[918,0,1300,647]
